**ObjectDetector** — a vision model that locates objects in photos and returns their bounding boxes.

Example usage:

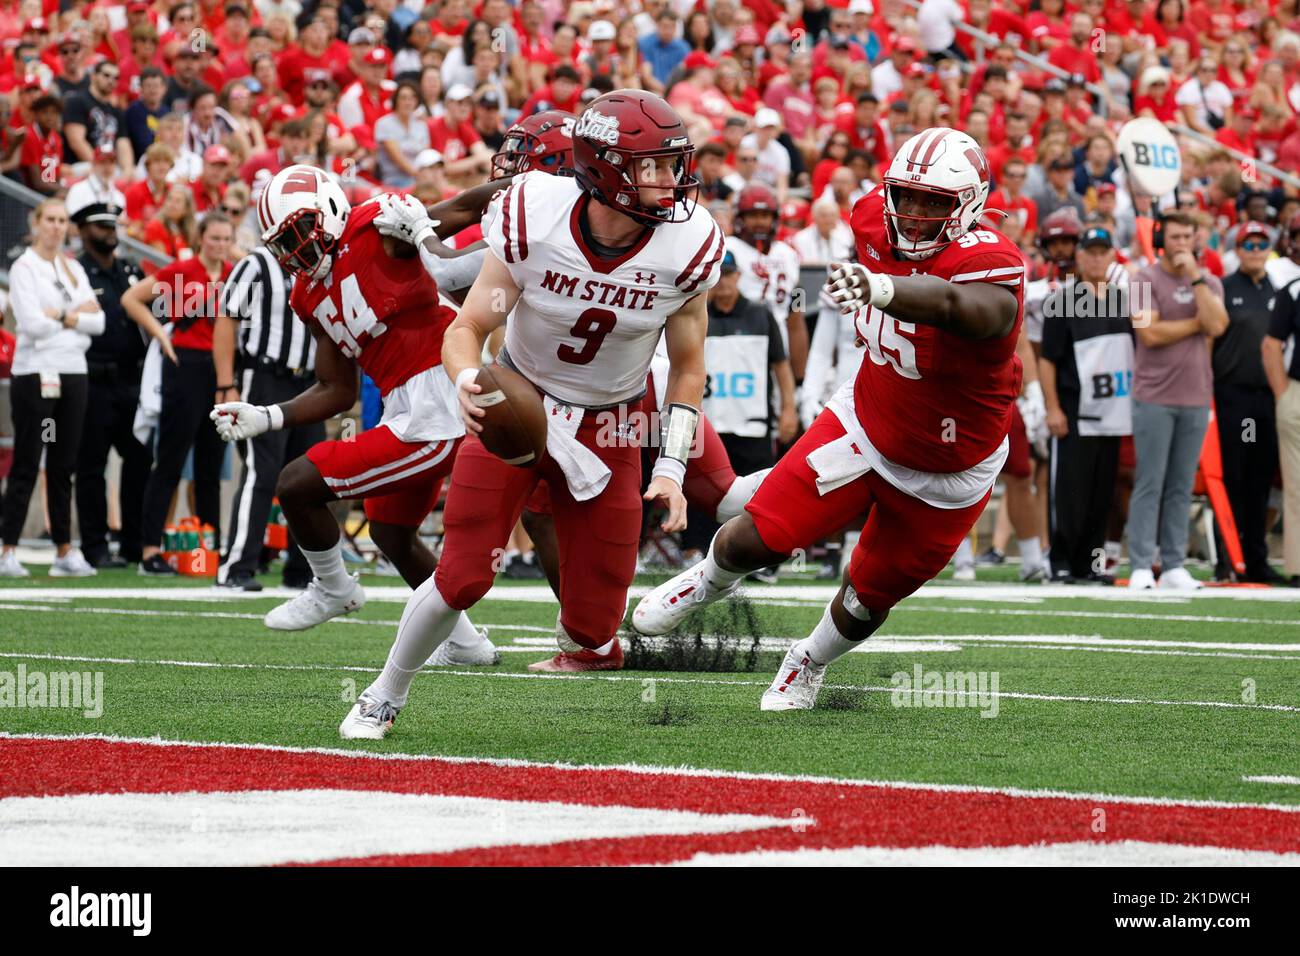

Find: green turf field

[3,564,1298,809]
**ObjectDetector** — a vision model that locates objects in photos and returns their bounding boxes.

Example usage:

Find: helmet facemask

[267,208,334,280]
[737,208,775,252]
[884,181,965,260]
[598,145,699,227]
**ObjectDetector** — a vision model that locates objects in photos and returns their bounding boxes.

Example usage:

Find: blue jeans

[1127,400,1210,571]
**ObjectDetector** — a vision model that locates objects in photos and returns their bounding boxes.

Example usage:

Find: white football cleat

[952,564,976,582]
[1019,560,1047,583]
[426,627,500,666]
[264,574,366,631]
[1128,568,1156,590]
[760,646,827,711]
[632,561,739,636]
[339,693,400,740]
[1157,566,1202,590]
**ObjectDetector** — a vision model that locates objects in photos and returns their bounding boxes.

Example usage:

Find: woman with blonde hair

[908,90,941,131]
[221,80,266,152]
[0,199,105,578]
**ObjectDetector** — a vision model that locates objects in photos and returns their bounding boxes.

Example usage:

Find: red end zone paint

[3,737,1298,866]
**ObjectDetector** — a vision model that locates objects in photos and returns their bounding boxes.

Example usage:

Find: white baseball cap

[415,148,444,169]
[849,0,874,14]
[755,107,782,129]
[588,20,616,42]
[445,83,474,101]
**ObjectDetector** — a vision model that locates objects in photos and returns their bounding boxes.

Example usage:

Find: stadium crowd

[2,0,1300,590]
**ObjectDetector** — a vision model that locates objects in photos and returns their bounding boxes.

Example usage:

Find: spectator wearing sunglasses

[1215,222,1287,583]
[63,60,131,173]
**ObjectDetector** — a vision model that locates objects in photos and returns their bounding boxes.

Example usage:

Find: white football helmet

[883,128,991,260]
[257,164,350,279]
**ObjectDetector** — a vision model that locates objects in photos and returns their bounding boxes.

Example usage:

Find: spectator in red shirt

[429,84,492,181]
[125,142,175,239]
[762,51,815,143]
[986,112,1038,182]
[141,183,196,265]
[1144,0,1200,57]
[810,131,852,200]
[984,156,1039,243]
[191,143,230,213]
[333,27,376,91]
[518,64,581,117]
[1216,104,1259,156]
[430,0,470,39]
[19,92,61,195]
[112,1,156,58]
[338,46,393,132]
[1027,0,1071,50]
[239,117,309,187]
[835,92,889,166]
[277,17,333,106]
[1134,65,1180,122]
[217,3,252,70]
[1218,38,1255,96]
[1048,13,1104,85]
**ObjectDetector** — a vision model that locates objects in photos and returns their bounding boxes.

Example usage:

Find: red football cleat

[527,639,624,673]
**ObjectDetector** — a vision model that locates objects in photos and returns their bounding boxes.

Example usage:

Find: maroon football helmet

[1038,207,1082,272]
[571,90,698,227]
[491,110,576,179]
[735,183,779,252]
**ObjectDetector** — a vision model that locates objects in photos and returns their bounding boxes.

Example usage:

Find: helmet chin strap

[308,253,332,281]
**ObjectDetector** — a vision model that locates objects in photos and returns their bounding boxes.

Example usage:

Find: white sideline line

[975,642,1300,662]
[4,595,1299,631]
[1243,775,1300,786]
[2,650,1297,713]
[5,730,1300,815]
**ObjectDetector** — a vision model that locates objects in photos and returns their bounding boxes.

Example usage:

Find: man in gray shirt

[1127,211,1229,590]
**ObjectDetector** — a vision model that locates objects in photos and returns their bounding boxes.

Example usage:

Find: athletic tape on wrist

[660,402,699,466]
[455,367,479,392]
[266,404,285,431]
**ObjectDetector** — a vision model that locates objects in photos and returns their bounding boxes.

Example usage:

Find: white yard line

[2,650,1296,713]
[6,730,1300,814]
[1242,775,1300,785]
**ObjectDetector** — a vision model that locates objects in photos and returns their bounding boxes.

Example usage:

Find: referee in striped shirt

[212,244,323,591]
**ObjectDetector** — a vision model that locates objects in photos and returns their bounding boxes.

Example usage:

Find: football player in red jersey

[637,128,1029,711]
[209,165,504,657]
[340,91,722,738]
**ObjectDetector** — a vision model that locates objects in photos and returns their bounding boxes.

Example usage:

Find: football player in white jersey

[340,90,723,739]
[726,183,809,376]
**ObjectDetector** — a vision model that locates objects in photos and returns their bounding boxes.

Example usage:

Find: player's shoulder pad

[946,231,1028,290]
[485,170,575,265]
[673,207,726,295]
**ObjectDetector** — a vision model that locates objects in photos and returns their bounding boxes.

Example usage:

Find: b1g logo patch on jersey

[574,111,620,145]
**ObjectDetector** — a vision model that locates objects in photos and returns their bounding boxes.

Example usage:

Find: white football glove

[826,261,896,314]
[373,193,441,247]
[1017,380,1049,457]
[210,402,281,442]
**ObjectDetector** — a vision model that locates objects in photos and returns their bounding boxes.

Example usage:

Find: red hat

[92,143,116,161]
[1239,220,1272,242]
[270,102,297,124]
[22,17,49,34]
[893,36,918,54]
[20,73,44,91]
[906,61,929,78]
[128,0,151,11]
[734,25,761,46]
[204,143,232,164]
[683,50,716,70]
[1096,182,1118,195]
[363,46,391,65]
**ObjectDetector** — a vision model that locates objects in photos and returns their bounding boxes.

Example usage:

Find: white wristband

[866,272,895,309]
[651,456,686,488]
[455,367,479,392]
[265,404,285,431]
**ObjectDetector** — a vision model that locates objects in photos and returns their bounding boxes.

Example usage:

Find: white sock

[445,612,483,648]
[793,605,857,666]
[953,537,974,567]
[301,543,352,596]
[702,536,745,589]
[369,576,459,707]
[1105,540,1122,562]
[715,468,772,521]
[1018,537,1042,568]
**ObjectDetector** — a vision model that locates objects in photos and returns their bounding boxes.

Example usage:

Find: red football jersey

[290,199,454,395]
[847,186,1026,474]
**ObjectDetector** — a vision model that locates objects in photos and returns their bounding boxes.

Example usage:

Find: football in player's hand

[473,365,548,467]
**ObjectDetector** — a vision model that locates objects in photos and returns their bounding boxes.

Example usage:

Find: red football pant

[434,412,644,648]
[1004,401,1031,479]
[523,381,737,518]
[745,409,990,610]
[306,425,460,528]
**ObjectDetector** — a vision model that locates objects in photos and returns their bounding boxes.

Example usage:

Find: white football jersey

[725,235,801,341]
[485,171,724,407]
